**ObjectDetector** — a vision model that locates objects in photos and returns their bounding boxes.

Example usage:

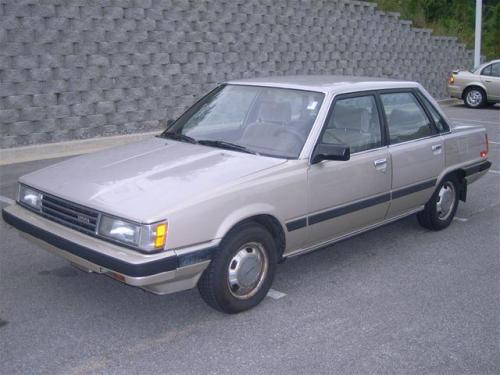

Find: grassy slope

[368,0,499,61]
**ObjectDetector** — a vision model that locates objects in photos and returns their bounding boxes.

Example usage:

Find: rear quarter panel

[441,125,488,182]
[456,72,487,93]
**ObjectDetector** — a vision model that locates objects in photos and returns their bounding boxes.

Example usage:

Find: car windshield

[162,85,325,159]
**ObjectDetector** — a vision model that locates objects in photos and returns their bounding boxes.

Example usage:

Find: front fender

[214,203,284,240]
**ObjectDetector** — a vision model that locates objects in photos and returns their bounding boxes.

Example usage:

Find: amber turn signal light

[155,223,168,249]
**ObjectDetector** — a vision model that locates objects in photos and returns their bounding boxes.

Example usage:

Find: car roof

[226,75,420,94]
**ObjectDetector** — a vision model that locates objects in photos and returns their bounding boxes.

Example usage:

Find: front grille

[40,194,100,234]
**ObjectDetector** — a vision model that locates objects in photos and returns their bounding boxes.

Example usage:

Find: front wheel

[198,222,277,313]
[417,176,459,230]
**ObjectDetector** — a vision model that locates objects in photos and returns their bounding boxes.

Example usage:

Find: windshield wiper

[157,132,197,144]
[197,139,259,155]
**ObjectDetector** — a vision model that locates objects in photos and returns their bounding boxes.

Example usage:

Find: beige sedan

[2,76,492,313]
[448,59,500,108]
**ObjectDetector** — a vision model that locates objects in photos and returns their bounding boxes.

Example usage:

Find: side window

[417,92,449,133]
[321,95,382,153]
[481,64,492,76]
[380,92,433,144]
[490,63,500,77]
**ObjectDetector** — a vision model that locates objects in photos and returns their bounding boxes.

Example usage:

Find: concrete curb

[437,98,462,106]
[0,131,160,166]
[0,97,463,166]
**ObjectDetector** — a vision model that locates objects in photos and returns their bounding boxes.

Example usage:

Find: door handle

[374,158,387,172]
[432,144,442,154]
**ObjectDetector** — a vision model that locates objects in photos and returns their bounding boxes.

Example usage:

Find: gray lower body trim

[463,160,492,176]
[391,179,436,199]
[285,206,424,258]
[308,192,391,225]
[286,179,436,231]
[285,217,307,231]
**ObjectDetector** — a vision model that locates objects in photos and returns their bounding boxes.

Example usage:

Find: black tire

[417,176,459,231]
[463,87,486,108]
[198,222,277,313]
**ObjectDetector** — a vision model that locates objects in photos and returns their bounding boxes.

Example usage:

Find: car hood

[20,137,286,222]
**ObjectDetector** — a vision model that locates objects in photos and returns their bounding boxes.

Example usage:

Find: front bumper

[2,204,216,295]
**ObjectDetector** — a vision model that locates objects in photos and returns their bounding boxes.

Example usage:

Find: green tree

[369,0,499,60]
[483,1,500,58]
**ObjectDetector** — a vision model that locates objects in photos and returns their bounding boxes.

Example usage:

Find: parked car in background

[448,59,500,108]
[2,76,492,313]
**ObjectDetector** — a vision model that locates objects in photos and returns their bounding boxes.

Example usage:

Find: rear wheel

[463,87,486,108]
[198,222,277,313]
[417,176,459,230]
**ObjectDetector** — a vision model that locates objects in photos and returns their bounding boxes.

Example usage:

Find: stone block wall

[0,0,473,148]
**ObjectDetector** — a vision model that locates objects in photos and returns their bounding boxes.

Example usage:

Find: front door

[306,93,391,247]
[378,90,445,218]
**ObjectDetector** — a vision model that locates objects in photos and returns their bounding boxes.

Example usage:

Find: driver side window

[321,95,382,153]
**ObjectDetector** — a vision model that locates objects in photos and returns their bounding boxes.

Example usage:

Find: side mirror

[311,143,350,164]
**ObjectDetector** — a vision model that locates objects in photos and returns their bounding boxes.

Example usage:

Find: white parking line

[0,195,15,205]
[489,169,500,174]
[453,217,469,222]
[450,118,500,125]
[489,141,500,145]
[267,289,287,300]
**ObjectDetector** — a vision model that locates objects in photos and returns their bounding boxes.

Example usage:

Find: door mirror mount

[311,143,350,164]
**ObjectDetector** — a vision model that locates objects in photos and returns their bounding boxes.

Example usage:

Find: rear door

[480,62,500,100]
[306,92,391,247]
[379,90,445,218]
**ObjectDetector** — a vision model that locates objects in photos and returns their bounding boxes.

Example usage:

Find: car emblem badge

[77,215,90,224]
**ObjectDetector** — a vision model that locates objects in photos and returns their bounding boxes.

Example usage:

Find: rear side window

[321,95,382,153]
[380,92,433,144]
[490,63,500,77]
[417,92,449,133]
[481,63,500,77]
[481,65,492,76]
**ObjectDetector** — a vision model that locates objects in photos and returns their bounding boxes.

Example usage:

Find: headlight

[18,185,42,211]
[98,215,168,252]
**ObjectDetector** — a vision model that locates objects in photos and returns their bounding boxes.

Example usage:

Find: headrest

[258,102,291,124]
[332,105,370,132]
[389,108,423,126]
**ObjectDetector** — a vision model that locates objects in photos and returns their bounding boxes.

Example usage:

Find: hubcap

[466,90,482,106]
[227,242,268,299]
[436,182,456,220]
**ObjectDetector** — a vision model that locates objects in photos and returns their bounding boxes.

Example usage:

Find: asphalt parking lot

[1,103,499,374]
